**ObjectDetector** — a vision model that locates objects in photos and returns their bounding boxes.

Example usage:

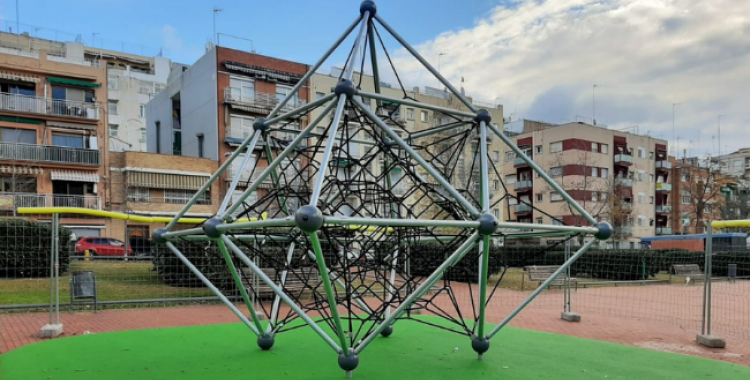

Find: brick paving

[2,282,748,367]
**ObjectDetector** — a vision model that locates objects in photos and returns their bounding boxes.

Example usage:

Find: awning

[0,166,43,175]
[46,120,96,131]
[0,116,44,124]
[51,170,100,183]
[47,77,101,88]
[128,171,207,191]
[0,71,40,83]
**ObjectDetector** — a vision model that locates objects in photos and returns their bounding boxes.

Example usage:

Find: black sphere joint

[202,217,224,239]
[477,213,498,235]
[474,109,492,124]
[252,118,268,132]
[594,221,613,241]
[338,353,360,372]
[295,205,325,233]
[383,137,393,147]
[334,79,356,99]
[359,1,377,17]
[471,336,490,355]
[152,228,168,244]
[257,334,275,350]
[380,325,394,337]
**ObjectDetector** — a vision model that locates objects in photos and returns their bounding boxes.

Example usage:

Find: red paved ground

[2,282,748,367]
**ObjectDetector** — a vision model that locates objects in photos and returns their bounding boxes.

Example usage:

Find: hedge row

[0,219,73,278]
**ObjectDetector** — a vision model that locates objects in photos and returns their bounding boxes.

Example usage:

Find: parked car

[75,237,133,257]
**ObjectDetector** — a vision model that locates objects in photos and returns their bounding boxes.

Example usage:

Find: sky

[2,0,748,158]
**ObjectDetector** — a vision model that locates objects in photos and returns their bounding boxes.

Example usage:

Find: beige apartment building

[309,69,504,221]
[503,120,670,248]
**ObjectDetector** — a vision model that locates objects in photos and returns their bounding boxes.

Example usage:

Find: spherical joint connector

[253,118,268,132]
[257,333,275,350]
[152,228,168,244]
[334,79,356,99]
[383,137,394,147]
[477,213,498,235]
[359,0,377,17]
[338,353,360,372]
[594,221,613,241]
[295,205,325,233]
[202,217,224,239]
[471,336,490,355]
[380,325,394,337]
[474,109,492,124]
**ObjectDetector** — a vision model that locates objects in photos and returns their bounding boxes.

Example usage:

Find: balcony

[514,204,533,214]
[656,227,673,235]
[0,142,100,166]
[0,193,101,210]
[513,157,531,168]
[614,154,633,166]
[655,182,672,192]
[621,202,633,212]
[223,88,307,113]
[656,161,672,170]
[514,180,533,192]
[614,226,632,235]
[0,92,100,120]
[616,178,633,188]
[656,205,672,214]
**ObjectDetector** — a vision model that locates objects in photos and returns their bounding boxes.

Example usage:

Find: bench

[669,264,705,282]
[241,267,320,298]
[521,265,577,291]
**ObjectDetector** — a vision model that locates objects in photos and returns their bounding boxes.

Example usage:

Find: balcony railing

[656,161,672,169]
[616,178,633,187]
[0,142,100,166]
[514,204,533,213]
[0,92,100,120]
[513,157,530,167]
[656,227,672,235]
[0,193,101,210]
[614,154,633,166]
[223,88,307,112]
[656,205,672,213]
[656,182,672,192]
[614,226,632,235]
[127,195,211,206]
[514,180,533,191]
[621,202,633,211]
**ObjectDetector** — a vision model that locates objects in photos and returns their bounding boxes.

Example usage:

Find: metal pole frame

[309,95,348,206]
[476,121,490,340]
[268,242,296,333]
[410,121,473,140]
[221,236,343,354]
[325,216,480,229]
[564,240,571,313]
[218,130,262,215]
[53,213,60,325]
[357,90,476,119]
[304,249,373,314]
[487,239,597,339]
[702,224,713,335]
[217,238,265,332]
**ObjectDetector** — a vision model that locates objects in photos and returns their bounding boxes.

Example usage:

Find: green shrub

[0,218,72,278]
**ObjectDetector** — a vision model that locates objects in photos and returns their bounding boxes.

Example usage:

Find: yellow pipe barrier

[711,220,750,229]
[17,207,267,224]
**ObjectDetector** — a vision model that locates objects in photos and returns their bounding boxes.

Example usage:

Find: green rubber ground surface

[1,317,748,379]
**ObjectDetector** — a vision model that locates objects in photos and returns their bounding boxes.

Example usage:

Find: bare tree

[720,177,750,221]
[678,157,734,233]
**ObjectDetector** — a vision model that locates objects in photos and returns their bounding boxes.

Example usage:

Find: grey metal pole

[222,236,343,354]
[272,127,378,147]
[479,121,490,212]
[267,242,296,333]
[564,240,571,313]
[310,95,348,206]
[357,90,476,119]
[225,100,337,217]
[218,130,262,215]
[263,93,336,125]
[410,121,472,140]
[487,239,597,339]
[164,242,261,336]
[354,233,480,354]
[343,12,370,81]
[373,15,478,113]
[706,224,713,335]
[701,225,711,335]
[48,215,55,325]
[325,216,480,229]
[217,217,296,232]
[266,17,361,119]
[53,213,60,324]
[486,122,598,226]
[351,96,481,217]
[304,250,372,314]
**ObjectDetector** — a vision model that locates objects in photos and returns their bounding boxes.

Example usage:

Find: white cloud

[161,24,203,63]
[389,0,750,157]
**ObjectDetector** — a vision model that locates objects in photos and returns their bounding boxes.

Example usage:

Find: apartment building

[715,147,750,179]
[502,120,669,248]
[0,42,107,237]
[146,46,310,216]
[308,68,504,220]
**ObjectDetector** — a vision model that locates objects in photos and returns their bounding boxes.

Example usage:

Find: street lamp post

[592,84,598,125]
[717,115,725,158]
[437,52,446,88]
[672,103,681,155]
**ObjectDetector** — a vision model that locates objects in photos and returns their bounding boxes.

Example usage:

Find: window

[230,77,255,101]
[536,217,543,224]
[638,215,647,227]
[550,191,563,202]
[154,84,165,93]
[127,187,150,202]
[638,147,646,158]
[649,151,654,159]
[592,192,598,202]
[276,84,295,104]
[140,129,146,143]
[492,180,499,190]
[550,142,562,153]
[173,130,182,156]
[0,127,35,144]
[592,143,599,153]
[51,86,94,103]
[601,144,608,154]
[681,190,691,205]
[316,92,325,100]
[493,151,500,162]
[229,115,256,139]
[165,189,210,205]
[493,209,500,219]
[197,133,204,158]
[535,145,542,154]
[733,160,743,169]
[155,121,161,154]
[139,104,146,117]
[550,167,563,177]
[637,170,645,182]
[536,193,543,202]
[139,82,152,94]
[601,192,608,201]
[505,151,515,162]
[705,204,712,214]
[406,108,415,120]
[552,218,563,226]
[420,110,428,122]
[637,192,646,204]
[107,76,118,90]
[592,167,599,177]
[649,196,654,204]
[108,101,118,115]
[52,133,85,149]
[649,174,654,183]
[0,176,36,193]
[505,174,516,185]
[109,124,118,137]
[601,168,608,178]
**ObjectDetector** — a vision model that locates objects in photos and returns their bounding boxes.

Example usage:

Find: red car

[75,237,133,257]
